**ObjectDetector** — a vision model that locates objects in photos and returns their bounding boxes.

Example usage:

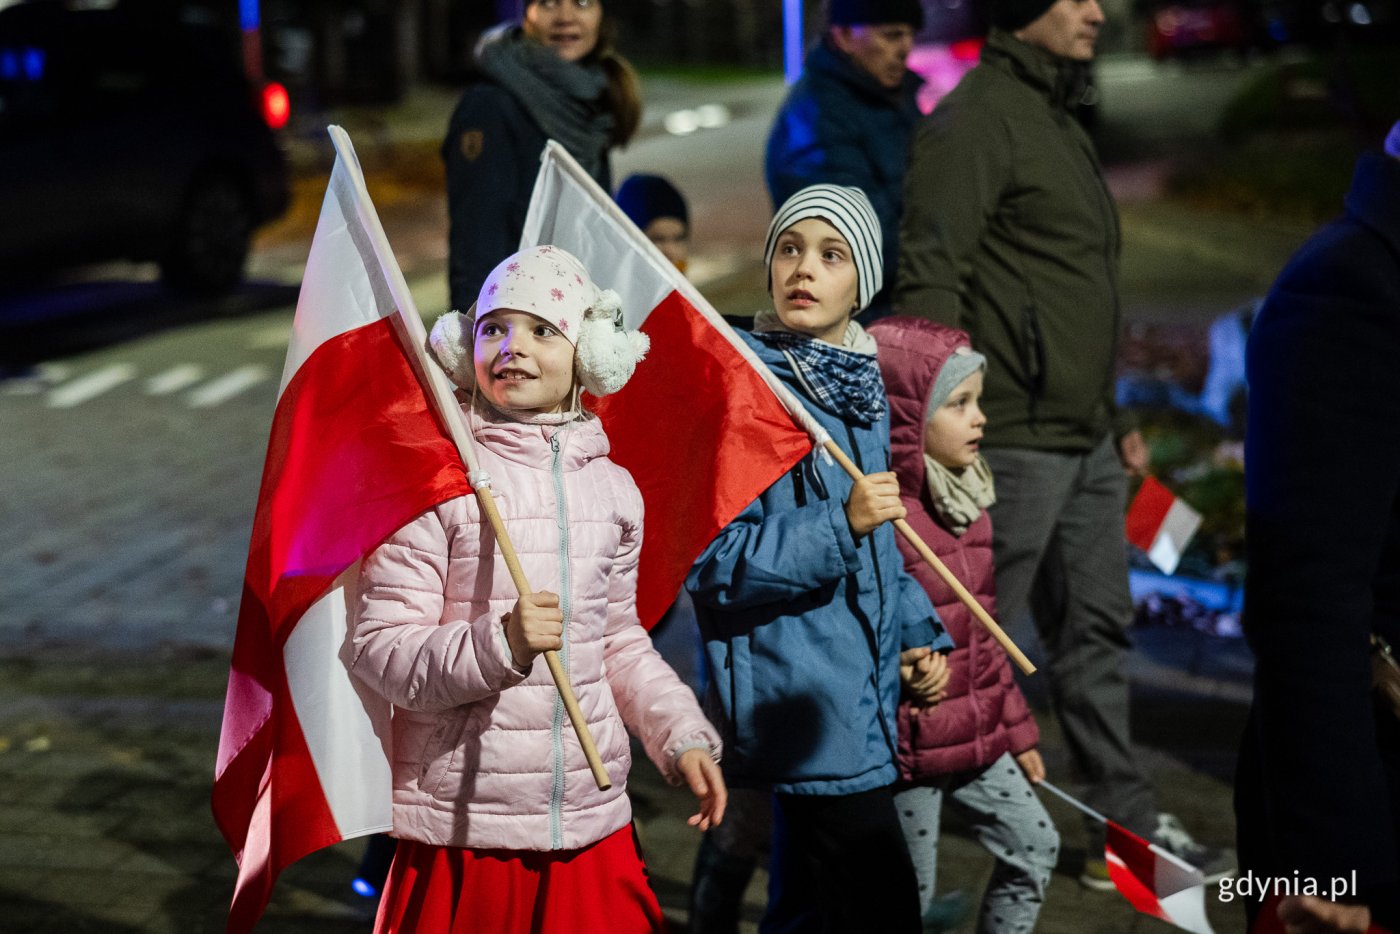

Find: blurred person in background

[765,0,925,319]
[443,0,640,311]
[895,0,1234,890]
[1236,121,1400,934]
[616,173,690,273]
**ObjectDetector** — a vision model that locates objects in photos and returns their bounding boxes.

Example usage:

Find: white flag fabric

[212,126,473,933]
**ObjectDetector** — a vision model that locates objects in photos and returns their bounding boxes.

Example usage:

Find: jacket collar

[1346,151,1400,260]
[466,402,610,472]
[808,36,922,107]
[982,27,1090,113]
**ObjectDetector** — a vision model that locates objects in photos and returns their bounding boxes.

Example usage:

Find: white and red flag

[520,141,817,628]
[1040,780,1214,934]
[1106,819,1216,934]
[212,127,472,933]
[1126,475,1203,575]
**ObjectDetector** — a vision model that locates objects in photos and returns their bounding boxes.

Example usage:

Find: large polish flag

[520,142,818,628]
[1106,819,1215,934]
[212,127,472,933]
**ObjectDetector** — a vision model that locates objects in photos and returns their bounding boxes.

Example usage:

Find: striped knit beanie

[764,184,884,311]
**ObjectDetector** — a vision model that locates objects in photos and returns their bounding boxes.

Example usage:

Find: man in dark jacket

[1235,123,1400,934]
[894,0,1231,888]
[765,0,924,318]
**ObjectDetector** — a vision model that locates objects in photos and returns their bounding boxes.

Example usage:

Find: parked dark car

[0,0,290,295]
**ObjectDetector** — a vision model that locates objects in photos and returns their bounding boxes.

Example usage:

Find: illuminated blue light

[783,0,803,84]
[351,877,377,898]
[1,51,17,81]
[23,47,44,81]
[239,0,260,31]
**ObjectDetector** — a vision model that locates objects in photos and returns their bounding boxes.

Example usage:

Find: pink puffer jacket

[350,404,721,852]
[869,317,1040,780]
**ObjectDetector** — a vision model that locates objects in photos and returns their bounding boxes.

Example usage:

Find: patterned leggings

[895,752,1060,933]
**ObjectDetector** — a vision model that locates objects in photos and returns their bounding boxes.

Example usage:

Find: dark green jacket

[894,29,1131,451]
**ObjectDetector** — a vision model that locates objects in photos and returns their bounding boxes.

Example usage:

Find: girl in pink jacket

[351,246,726,934]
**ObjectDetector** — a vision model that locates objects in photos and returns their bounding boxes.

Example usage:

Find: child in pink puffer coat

[870,316,1058,933]
[350,246,726,934]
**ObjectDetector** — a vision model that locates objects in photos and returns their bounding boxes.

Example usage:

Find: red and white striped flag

[1106,819,1216,934]
[520,142,817,628]
[1126,475,1202,575]
[211,127,472,933]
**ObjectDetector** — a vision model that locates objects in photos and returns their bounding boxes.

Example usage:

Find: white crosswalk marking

[188,366,269,408]
[145,364,205,395]
[248,324,292,349]
[47,364,137,408]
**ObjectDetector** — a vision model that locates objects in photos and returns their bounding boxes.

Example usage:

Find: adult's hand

[1117,429,1149,477]
[1276,895,1372,934]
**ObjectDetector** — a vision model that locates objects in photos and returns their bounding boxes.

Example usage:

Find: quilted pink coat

[350,404,721,852]
[869,317,1040,780]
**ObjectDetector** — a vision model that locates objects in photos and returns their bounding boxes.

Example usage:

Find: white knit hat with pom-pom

[428,245,649,398]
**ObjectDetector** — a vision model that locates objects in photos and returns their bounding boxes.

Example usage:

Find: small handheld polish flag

[1126,475,1203,575]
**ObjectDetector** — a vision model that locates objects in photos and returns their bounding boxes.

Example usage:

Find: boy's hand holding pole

[824,440,1037,675]
[845,471,907,536]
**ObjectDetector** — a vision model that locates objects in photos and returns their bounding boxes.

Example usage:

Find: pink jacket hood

[350,403,720,852]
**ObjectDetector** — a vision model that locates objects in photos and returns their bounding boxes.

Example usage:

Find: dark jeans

[763,786,921,934]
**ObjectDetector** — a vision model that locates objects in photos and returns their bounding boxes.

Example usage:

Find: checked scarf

[752,310,886,424]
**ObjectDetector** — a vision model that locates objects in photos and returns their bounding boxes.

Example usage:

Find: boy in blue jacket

[688,184,953,933]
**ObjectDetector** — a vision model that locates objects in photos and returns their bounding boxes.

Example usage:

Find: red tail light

[260,81,290,130]
[950,37,984,61]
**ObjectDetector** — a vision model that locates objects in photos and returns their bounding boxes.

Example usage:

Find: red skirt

[373,825,668,934]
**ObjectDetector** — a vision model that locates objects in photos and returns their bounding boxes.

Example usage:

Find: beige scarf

[924,453,996,536]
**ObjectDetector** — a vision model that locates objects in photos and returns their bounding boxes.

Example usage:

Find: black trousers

[763,785,921,934]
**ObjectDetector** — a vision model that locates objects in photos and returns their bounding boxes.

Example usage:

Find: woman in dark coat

[443,0,640,310]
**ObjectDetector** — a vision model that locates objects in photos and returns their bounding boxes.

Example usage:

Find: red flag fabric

[212,130,471,933]
[1106,819,1215,934]
[1126,475,1202,575]
[520,142,816,628]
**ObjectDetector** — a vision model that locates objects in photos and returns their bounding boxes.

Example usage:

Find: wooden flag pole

[821,440,1036,676]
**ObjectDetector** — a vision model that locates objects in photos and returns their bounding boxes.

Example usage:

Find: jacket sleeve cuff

[824,497,863,574]
[472,611,530,692]
[666,735,723,785]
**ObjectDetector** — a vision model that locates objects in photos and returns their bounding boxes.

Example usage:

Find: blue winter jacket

[686,332,953,796]
[765,38,923,309]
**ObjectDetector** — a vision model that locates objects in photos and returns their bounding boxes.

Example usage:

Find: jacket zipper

[548,431,572,850]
